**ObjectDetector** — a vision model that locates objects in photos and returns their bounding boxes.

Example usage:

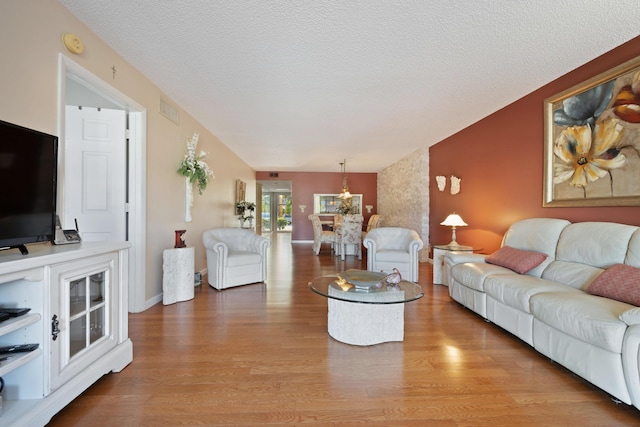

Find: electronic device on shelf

[0,343,39,354]
[53,216,81,245]
[0,308,30,317]
[0,313,10,323]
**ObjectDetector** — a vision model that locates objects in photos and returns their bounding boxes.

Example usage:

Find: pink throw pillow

[485,246,547,274]
[587,264,640,306]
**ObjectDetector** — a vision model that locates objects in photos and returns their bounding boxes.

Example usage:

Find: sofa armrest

[622,323,640,407]
[620,308,640,326]
[246,233,271,254]
[202,233,228,258]
[445,252,486,266]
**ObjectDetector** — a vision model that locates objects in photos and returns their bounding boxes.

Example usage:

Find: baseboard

[145,293,163,310]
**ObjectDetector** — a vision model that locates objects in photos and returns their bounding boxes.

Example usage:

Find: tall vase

[185,177,193,222]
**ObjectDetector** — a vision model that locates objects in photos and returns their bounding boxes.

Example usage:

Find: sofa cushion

[587,264,640,306]
[375,249,410,263]
[228,251,262,267]
[484,275,581,313]
[541,261,603,290]
[627,229,640,268]
[530,291,632,353]
[485,246,547,274]
[502,218,570,257]
[450,262,515,292]
[555,222,637,268]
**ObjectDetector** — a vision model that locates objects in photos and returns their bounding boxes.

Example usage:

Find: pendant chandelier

[338,159,352,199]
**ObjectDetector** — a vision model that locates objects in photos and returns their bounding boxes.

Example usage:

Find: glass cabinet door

[49,253,119,391]
[68,272,107,358]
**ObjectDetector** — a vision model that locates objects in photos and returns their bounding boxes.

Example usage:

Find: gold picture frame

[544,55,640,207]
[235,179,246,205]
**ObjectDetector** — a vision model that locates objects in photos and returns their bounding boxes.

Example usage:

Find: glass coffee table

[308,270,424,346]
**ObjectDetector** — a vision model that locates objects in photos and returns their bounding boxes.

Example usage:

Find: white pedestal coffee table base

[327,286,404,346]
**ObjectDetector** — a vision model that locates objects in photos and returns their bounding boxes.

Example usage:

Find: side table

[432,244,479,286]
[163,247,195,305]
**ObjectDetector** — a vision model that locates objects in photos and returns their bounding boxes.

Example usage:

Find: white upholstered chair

[363,227,424,282]
[308,214,336,255]
[335,214,363,260]
[202,228,271,290]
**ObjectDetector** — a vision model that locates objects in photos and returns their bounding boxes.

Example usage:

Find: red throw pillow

[587,264,640,306]
[485,246,547,274]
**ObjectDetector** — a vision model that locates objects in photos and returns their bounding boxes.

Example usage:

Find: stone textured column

[162,247,195,305]
[327,286,404,345]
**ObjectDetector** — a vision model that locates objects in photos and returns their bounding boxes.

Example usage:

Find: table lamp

[440,213,467,247]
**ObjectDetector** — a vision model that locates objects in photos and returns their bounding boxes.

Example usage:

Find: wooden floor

[48,233,640,426]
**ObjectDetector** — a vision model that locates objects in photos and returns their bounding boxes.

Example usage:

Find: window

[313,194,362,215]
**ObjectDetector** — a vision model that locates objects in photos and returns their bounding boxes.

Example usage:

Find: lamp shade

[440,213,467,227]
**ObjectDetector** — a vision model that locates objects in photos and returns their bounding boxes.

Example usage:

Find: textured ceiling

[58,1,640,172]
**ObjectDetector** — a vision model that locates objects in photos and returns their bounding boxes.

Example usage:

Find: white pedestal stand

[432,244,474,285]
[162,247,195,305]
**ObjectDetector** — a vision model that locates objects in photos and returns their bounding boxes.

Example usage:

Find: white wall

[0,1,256,308]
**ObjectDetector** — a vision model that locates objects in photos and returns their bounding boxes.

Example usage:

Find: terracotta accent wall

[378,147,430,261]
[255,171,377,241]
[430,36,640,254]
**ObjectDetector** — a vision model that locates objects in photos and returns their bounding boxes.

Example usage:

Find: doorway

[59,55,147,313]
[63,105,127,242]
[258,180,292,234]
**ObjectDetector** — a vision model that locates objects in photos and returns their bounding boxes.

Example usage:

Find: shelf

[0,398,43,427]
[0,313,41,337]
[0,347,42,377]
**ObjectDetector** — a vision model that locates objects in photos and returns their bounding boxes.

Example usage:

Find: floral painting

[544,56,640,206]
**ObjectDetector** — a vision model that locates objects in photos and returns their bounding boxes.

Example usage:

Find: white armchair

[363,227,424,282]
[202,228,271,290]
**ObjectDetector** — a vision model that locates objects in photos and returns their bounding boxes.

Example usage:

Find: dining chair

[308,214,337,255]
[362,214,383,240]
[336,214,364,260]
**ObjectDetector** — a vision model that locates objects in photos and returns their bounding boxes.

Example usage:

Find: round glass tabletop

[308,270,424,304]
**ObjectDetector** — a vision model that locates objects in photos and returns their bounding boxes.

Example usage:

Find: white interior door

[64,106,127,242]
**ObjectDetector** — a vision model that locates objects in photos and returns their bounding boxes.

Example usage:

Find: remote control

[0,308,30,317]
[0,343,39,354]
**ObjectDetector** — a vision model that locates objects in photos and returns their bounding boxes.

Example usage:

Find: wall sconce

[299,205,306,212]
[451,176,461,195]
[436,176,446,192]
[365,205,373,213]
[440,212,467,247]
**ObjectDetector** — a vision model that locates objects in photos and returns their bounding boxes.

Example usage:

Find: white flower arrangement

[236,201,256,219]
[177,131,214,195]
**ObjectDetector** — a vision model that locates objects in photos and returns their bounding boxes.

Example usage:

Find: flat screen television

[0,119,58,254]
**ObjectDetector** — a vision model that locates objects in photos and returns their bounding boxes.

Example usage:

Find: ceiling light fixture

[338,159,352,199]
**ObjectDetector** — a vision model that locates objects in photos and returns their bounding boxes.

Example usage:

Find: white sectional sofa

[444,218,640,409]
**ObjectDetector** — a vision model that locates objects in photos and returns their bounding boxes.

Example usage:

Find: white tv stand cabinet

[0,242,133,426]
